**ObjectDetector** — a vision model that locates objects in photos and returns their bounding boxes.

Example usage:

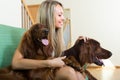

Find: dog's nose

[108,52,112,57]
[44,29,49,35]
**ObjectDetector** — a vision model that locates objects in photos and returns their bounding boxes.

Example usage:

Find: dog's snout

[104,49,112,59]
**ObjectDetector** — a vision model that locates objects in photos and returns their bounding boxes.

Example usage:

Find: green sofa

[0,24,25,68]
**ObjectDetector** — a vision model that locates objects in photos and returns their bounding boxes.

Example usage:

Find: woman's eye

[58,15,61,17]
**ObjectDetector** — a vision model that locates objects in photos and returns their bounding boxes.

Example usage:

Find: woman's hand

[74,36,89,45]
[78,36,89,42]
[48,56,66,68]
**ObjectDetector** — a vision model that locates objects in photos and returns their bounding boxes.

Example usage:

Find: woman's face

[55,4,65,29]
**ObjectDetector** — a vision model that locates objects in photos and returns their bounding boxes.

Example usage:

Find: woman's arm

[12,49,66,70]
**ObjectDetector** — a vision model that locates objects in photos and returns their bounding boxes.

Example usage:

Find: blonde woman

[12,0,85,80]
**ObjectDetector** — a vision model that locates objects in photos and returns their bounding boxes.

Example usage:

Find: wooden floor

[87,67,120,80]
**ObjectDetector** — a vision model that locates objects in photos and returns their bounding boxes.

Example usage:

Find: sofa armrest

[0,24,25,68]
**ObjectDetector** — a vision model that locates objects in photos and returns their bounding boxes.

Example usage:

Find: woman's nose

[62,15,65,21]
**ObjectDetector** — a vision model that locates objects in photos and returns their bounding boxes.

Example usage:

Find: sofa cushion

[0,24,25,68]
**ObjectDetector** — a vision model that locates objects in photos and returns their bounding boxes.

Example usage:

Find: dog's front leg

[63,56,82,71]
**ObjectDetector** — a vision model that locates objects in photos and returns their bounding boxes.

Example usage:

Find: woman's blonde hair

[37,0,65,57]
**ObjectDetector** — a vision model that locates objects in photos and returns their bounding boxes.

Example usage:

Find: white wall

[25,0,120,66]
[0,0,21,27]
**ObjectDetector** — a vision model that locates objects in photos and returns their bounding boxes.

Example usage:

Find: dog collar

[83,64,88,70]
[83,64,89,80]
[85,75,89,80]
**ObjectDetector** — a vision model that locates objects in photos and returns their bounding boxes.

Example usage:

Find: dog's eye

[38,38,41,42]
[96,48,101,51]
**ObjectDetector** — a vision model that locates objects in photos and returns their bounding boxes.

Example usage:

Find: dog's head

[74,38,112,66]
[30,23,49,46]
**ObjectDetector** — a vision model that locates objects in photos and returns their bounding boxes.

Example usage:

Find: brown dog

[0,23,54,80]
[62,38,112,80]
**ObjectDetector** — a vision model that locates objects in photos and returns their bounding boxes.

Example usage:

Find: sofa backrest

[0,24,25,68]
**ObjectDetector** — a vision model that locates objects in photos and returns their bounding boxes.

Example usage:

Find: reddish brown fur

[19,23,53,59]
[62,38,112,80]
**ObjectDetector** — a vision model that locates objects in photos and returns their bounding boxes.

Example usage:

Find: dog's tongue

[42,39,49,46]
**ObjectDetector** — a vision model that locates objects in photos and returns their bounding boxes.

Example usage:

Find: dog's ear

[78,39,96,65]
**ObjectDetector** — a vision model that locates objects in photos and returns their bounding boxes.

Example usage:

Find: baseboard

[115,66,120,68]
[87,65,120,69]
